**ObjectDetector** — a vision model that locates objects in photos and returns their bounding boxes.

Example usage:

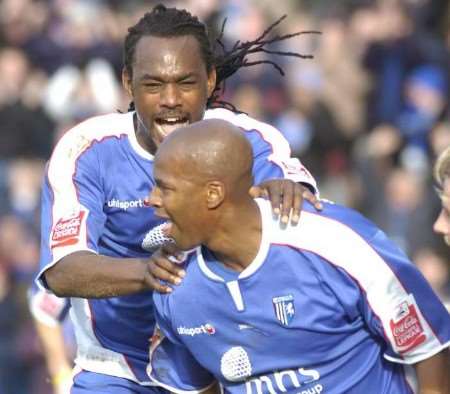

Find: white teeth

[161,118,184,124]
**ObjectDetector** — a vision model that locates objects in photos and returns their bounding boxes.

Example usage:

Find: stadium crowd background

[0,0,448,392]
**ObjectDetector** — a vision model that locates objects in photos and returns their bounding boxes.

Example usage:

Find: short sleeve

[298,209,450,365]
[37,130,107,290]
[359,231,450,364]
[247,129,318,193]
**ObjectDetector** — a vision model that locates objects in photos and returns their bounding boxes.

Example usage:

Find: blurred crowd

[0,0,448,393]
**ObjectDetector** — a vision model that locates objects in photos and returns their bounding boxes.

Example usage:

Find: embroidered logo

[273,295,295,326]
[389,294,426,354]
[51,211,86,248]
[177,323,216,336]
[106,198,146,210]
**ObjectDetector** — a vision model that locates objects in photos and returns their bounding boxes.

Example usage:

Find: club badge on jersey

[273,295,295,326]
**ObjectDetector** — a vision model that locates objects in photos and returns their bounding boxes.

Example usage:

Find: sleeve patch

[51,210,86,249]
[389,295,426,354]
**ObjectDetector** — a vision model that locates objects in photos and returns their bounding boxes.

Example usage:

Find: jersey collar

[196,198,272,281]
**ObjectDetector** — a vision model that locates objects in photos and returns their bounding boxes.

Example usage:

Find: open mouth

[154,116,189,138]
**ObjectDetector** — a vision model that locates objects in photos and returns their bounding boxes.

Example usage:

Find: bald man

[149,119,258,253]
[148,119,450,394]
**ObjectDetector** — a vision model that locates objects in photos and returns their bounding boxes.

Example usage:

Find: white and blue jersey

[36,108,316,385]
[150,199,450,394]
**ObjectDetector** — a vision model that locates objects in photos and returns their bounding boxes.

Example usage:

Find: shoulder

[205,108,290,154]
[261,199,398,275]
[49,112,134,165]
[291,203,383,259]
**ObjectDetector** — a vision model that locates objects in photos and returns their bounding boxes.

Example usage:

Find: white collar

[196,198,272,281]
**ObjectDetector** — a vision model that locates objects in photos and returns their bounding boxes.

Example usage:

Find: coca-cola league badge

[51,211,86,248]
[389,295,426,354]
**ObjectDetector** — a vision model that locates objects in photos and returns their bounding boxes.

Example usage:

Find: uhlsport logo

[177,323,216,336]
[106,198,146,211]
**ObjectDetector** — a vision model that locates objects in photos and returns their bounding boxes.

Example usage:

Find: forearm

[415,349,450,394]
[44,251,149,298]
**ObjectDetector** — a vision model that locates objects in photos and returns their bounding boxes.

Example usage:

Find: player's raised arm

[43,250,184,297]
[38,121,184,298]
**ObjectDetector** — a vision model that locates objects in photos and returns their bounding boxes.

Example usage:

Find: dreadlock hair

[123,4,320,112]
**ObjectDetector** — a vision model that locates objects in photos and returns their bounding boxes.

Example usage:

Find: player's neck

[205,200,262,272]
[134,113,158,155]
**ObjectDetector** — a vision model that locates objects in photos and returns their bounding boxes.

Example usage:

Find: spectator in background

[396,64,448,173]
[361,1,448,128]
[43,58,121,124]
[370,167,436,256]
[414,248,450,309]
[0,48,55,161]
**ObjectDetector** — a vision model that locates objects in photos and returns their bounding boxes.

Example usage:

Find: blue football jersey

[150,199,450,394]
[36,109,316,384]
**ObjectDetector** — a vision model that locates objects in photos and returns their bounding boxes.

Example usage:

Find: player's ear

[206,181,224,209]
[206,67,217,99]
[122,67,133,97]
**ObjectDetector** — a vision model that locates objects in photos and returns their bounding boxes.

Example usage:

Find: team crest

[273,295,295,326]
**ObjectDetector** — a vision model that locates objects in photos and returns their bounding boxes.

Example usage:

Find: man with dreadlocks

[36,4,319,393]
